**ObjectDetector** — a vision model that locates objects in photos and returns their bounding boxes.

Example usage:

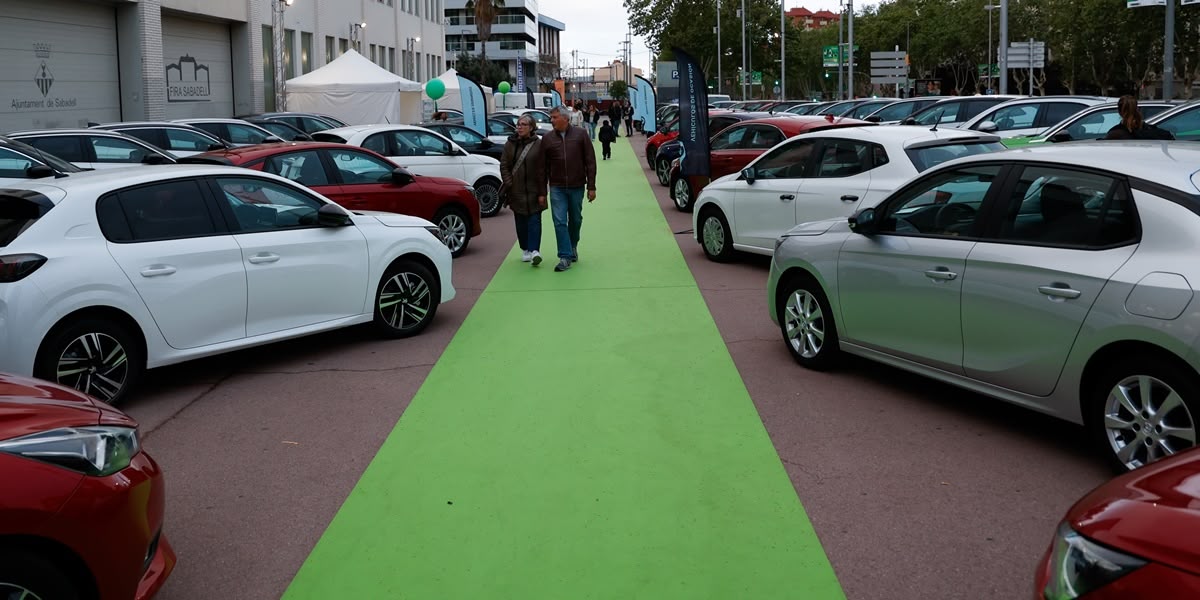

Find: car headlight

[0,426,139,476]
[424,225,444,242]
[671,158,680,169]
[1043,522,1146,600]
[774,236,786,253]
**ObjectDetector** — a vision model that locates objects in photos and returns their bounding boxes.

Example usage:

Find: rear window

[0,191,54,247]
[312,133,348,144]
[906,141,1007,172]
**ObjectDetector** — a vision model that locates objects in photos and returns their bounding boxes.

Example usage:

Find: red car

[644,110,731,168]
[667,115,874,211]
[188,142,481,257]
[1034,448,1200,599]
[0,373,174,599]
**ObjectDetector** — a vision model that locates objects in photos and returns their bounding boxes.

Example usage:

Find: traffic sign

[821,44,859,68]
[1127,0,1165,6]
[869,50,908,85]
[1007,40,1046,69]
[773,85,781,94]
[751,71,763,85]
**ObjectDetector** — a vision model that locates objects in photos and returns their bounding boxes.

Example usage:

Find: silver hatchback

[768,142,1200,472]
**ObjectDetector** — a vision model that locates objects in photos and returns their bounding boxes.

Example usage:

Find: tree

[454,51,509,88]
[609,80,629,99]
[465,0,505,63]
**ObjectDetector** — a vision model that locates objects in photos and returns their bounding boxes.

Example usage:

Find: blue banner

[456,74,489,137]
[629,85,640,122]
[550,89,563,107]
[673,48,710,177]
[527,87,535,109]
[636,74,657,133]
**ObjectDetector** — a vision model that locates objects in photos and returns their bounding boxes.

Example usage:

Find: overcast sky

[537,0,882,76]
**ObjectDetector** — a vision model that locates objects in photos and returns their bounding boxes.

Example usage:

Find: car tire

[776,274,842,371]
[373,260,440,338]
[655,158,671,186]
[433,206,471,258]
[698,207,734,262]
[0,549,81,600]
[35,317,143,405]
[646,146,657,168]
[1086,357,1200,473]
[673,177,694,212]
[473,177,502,218]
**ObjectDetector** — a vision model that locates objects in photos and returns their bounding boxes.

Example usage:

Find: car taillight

[0,254,47,282]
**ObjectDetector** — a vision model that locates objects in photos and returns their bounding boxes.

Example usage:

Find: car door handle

[1038,285,1082,300]
[780,194,795,201]
[841,195,859,202]
[247,253,281,264]
[139,265,176,277]
[924,268,958,281]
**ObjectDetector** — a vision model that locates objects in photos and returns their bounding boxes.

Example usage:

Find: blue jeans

[514,210,542,252]
[550,186,584,259]
[585,121,596,139]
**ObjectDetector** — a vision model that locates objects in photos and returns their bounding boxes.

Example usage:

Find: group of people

[562,99,636,141]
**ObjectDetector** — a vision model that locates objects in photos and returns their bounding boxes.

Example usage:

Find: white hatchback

[314,125,505,217]
[0,165,455,404]
[8,129,176,170]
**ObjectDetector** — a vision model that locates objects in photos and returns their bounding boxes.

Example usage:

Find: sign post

[869,48,908,97]
[1005,39,1044,95]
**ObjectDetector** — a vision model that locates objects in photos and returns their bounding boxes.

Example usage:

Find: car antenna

[930,109,945,132]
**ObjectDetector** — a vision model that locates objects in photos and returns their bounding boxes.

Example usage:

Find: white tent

[285,50,423,125]
[426,68,495,113]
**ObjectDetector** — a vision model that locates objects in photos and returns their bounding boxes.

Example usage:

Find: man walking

[539,105,597,272]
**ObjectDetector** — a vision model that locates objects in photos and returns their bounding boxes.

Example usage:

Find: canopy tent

[285,50,423,125]
[426,68,495,113]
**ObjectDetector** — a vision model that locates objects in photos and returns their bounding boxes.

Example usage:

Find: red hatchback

[0,373,174,600]
[645,110,731,168]
[667,115,874,211]
[1034,448,1200,599]
[189,142,481,257]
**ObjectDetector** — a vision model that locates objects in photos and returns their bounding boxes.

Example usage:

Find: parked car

[902,95,1024,128]
[1002,101,1177,148]
[1148,100,1200,140]
[693,126,1004,261]
[91,122,229,158]
[170,118,284,146]
[184,142,481,256]
[419,121,505,159]
[0,165,455,403]
[844,99,898,120]
[246,118,315,142]
[0,134,83,186]
[651,112,773,186]
[785,101,839,116]
[768,142,1200,472]
[313,124,504,217]
[667,115,874,211]
[7,130,174,172]
[0,371,175,599]
[494,109,553,133]
[862,96,947,123]
[234,112,346,134]
[814,99,874,117]
[645,116,681,168]
[958,96,1109,138]
[1034,447,1200,598]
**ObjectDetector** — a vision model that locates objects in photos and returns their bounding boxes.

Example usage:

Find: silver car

[768,142,1200,472]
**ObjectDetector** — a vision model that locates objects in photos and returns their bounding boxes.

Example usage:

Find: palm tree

[464,0,504,63]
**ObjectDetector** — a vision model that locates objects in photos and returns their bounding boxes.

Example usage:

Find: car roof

[950,141,1200,194]
[7,128,132,137]
[796,124,1000,148]
[170,118,257,124]
[318,124,421,137]
[736,115,874,134]
[0,164,297,199]
[182,141,385,165]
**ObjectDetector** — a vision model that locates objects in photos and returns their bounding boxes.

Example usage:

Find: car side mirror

[293,134,313,141]
[317,203,351,227]
[26,164,55,179]
[848,207,878,235]
[901,117,917,125]
[264,135,284,143]
[741,167,756,184]
[142,153,168,165]
[977,120,999,133]
[207,143,227,151]
[479,139,494,149]
[1049,131,1072,143]
[866,115,882,123]
[391,167,415,185]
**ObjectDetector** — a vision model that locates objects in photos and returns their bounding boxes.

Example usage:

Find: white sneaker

[521,250,533,262]
[531,250,543,266]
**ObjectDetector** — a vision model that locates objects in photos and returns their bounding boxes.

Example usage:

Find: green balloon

[498,81,511,94]
[425,79,446,100]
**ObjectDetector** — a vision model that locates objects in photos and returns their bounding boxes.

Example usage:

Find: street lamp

[406,37,421,79]
[984,4,998,93]
[350,22,367,53]
[272,0,294,112]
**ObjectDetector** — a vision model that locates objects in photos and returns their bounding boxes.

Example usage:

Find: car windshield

[905,141,1006,172]
[869,101,922,122]
[6,139,82,173]
[911,103,961,125]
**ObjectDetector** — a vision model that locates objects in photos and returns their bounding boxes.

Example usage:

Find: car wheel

[673,177,694,212]
[35,317,143,405]
[0,550,81,600]
[473,177,502,218]
[777,275,841,370]
[1088,357,1199,472]
[699,208,734,262]
[434,206,471,258]
[373,260,440,338]
[655,159,671,186]
[647,147,657,168]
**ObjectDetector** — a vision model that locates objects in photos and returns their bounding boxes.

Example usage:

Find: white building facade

[1,0,445,132]
[444,0,553,92]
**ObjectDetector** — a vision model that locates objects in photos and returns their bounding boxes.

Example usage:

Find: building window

[370,44,377,63]
[262,25,275,111]
[301,32,313,73]
[340,38,349,55]
[284,29,295,78]
[388,47,396,73]
[325,36,334,63]
[416,52,422,79]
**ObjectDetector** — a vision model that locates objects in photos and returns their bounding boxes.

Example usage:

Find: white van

[494,92,554,110]
[708,94,732,103]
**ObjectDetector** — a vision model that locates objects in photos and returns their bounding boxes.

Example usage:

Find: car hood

[1068,448,1200,576]
[469,153,500,166]
[709,172,741,187]
[353,211,436,228]
[783,218,844,237]
[0,373,135,439]
[421,175,473,188]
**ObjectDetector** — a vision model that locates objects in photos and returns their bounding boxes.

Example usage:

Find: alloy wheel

[378,271,433,331]
[702,215,726,255]
[438,213,468,254]
[475,183,500,216]
[784,290,825,358]
[673,179,691,210]
[1,583,44,600]
[1104,374,1197,470]
[55,332,128,402]
[656,160,669,185]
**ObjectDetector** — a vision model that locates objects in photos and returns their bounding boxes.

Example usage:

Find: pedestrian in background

[608,102,623,136]
[622,99,634,136]
[569,100,585,129]
[540,105,597,272]
[586,103,599,140]
[598,119,616,160]
[1105,95,1175,140]
[500,115,547,266]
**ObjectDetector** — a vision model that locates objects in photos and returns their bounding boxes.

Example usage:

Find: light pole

[779,0,785,100]
[846,0,853,100]
[740,0,747,99]
[716,0,721,94]
[405,36,421,79]
[984,4,997,93]
[272,0,294,112]
[350,21,366,53]
[998,0,1007,94]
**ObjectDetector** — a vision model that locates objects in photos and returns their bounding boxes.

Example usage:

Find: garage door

[0,0,121,131]
[163,15,234,119]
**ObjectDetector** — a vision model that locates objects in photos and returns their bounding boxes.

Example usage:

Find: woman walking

[586,103,599,140]
[500,115,548,265]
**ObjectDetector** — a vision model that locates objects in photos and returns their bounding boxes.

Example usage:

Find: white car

[314,125,504,217]
[495,109,554,133]
[170,118,285,146]
[958,96,1109,138]
[0,165,454,404]
[693,126,1005,261]
[91,122,230,158]
[8,129,176,170]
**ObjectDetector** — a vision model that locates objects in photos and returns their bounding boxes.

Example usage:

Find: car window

[985,104,1038,131]
[1156,107,1200,141]
[191,122,226,140]
[395,131,452,156]
[913,102,962,125]
[666,120,680,134]
[1142,105,1172,118]
[164,128,218,152]
[118,128,164,149]
[258,121,299,140]
[261,150,330,186]
[298,117,334,133]
[1041,102,1086,127]
[487,120,513,136]
[711,126,749,151]
[815,140,875,178]
[25,136,87,163]
[0,189,54,246]
[215,176,322,232]
[871,101,919,122]
[226,123,272,144]
[963,99,1007,121]
[0,148,36,178]
[850,101,889,119]
[743,126,784,150]
[90,136,150,163]
[524,111,550,124]
[445,126,483,146]
[1064,110,1120,140]
[877,165,1001,237]
[362,133,390,155]
[906,141,1006,172]
[994,166,1136,247]
[108,180,217,241]
[328,148,394,184]
[753,139,816,179]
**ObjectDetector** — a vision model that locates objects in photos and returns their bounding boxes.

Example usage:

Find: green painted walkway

[282,136,844,599]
